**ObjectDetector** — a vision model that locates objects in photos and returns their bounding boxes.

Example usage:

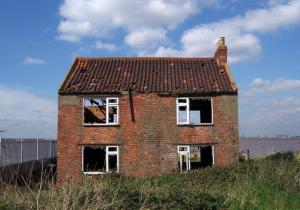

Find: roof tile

[59,57,237,94]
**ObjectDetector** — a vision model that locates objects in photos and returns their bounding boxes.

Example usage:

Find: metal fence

[0,138,56,166]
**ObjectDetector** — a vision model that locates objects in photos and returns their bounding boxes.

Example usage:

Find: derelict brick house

[57,37,238,180]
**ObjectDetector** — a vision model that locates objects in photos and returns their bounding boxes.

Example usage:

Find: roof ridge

[76,56,215,61]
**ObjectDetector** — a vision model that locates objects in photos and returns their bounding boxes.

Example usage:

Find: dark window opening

[83,146,106,172]
[190,146,213,169]
[84,99,106,124]
[108,155,118,172]
[190,99,212,124]
[108,147,117,152]
[201,146,213,167]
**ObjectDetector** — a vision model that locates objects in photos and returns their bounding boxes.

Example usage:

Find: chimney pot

[218,37,225,46]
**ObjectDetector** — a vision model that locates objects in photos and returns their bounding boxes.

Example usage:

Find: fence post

[20,138,23,163]
[36,138,39,160]
[49,139,52,158]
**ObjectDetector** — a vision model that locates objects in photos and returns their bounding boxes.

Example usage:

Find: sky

[0,0,300,138]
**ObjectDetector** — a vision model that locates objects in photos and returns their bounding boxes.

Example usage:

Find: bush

[0,157,299,209]
[266,151,295,161]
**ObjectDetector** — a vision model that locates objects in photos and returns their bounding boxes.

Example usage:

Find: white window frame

[82,145,119,175]
[177,145,191,171]
[106,146,119,173]
[83,97,119,126]
[176,97,213,125]
[106,98,119,125]
[176,98,189,124]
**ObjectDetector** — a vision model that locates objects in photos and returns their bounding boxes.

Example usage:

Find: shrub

[0,157,299,209]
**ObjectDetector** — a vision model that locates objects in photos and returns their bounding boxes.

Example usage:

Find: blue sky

[0,0,300,138]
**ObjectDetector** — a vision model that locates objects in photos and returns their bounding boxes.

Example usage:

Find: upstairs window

[176,98,212,125]
[83,98,119,125]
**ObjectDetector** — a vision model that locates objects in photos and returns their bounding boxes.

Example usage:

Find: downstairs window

[82,145,119,174]
[177,145,214,172]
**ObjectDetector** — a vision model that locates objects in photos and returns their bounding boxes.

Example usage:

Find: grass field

[0,153,299,210]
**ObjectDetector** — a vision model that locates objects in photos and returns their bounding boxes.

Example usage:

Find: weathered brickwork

[57,93,239,180]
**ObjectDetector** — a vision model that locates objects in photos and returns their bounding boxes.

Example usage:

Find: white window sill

[177,123,213,126]
[83,123,120,127]
[83,171,120,175]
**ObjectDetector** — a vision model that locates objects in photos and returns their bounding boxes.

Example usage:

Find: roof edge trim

[224,63,238,92]
[58,58,78,93]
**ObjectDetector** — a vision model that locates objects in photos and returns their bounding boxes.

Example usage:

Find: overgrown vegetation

[0,153,299,210]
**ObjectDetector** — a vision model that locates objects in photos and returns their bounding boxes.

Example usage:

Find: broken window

[82,145,119,174]
[83,98,119,125]
[177,98,212,125]
[177,145,214,172]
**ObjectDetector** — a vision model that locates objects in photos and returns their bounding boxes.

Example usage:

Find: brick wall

[57,93,238,181]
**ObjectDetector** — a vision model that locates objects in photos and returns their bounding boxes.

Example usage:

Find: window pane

[108,146,117,152]
[190,99,201,124]
[179,146,188,152]
[178,98,187,103]
[108,106,118,123]
[178,106,187,123]
[108,98,118,104]
[108,154,118,172]
[84,98,106,124]
[83,146,106,172]
[190,98,212,124]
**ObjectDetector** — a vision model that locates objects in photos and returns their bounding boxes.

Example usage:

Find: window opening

[177,98,212,125]
[84,98,119,125]
[83,145,106,173]
[83,145,119,174]
[177,145,213,172]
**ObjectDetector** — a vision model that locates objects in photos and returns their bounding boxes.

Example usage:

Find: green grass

[0,155,299,210]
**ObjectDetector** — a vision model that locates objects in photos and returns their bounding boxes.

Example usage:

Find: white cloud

[0,85,56,138]
[95,41,118,51]
[23,57,46,65]
[154,0,300,63]
[58,0,200,42]
[243,0,300,33]
[243,78,300,96]
[125,28,167,51]
[154,23,262,63]
[57,0,300,61]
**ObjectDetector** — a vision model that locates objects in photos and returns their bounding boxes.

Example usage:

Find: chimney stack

[214,37,227,65]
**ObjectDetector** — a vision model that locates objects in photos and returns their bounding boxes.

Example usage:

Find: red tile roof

[59,57,237,94]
